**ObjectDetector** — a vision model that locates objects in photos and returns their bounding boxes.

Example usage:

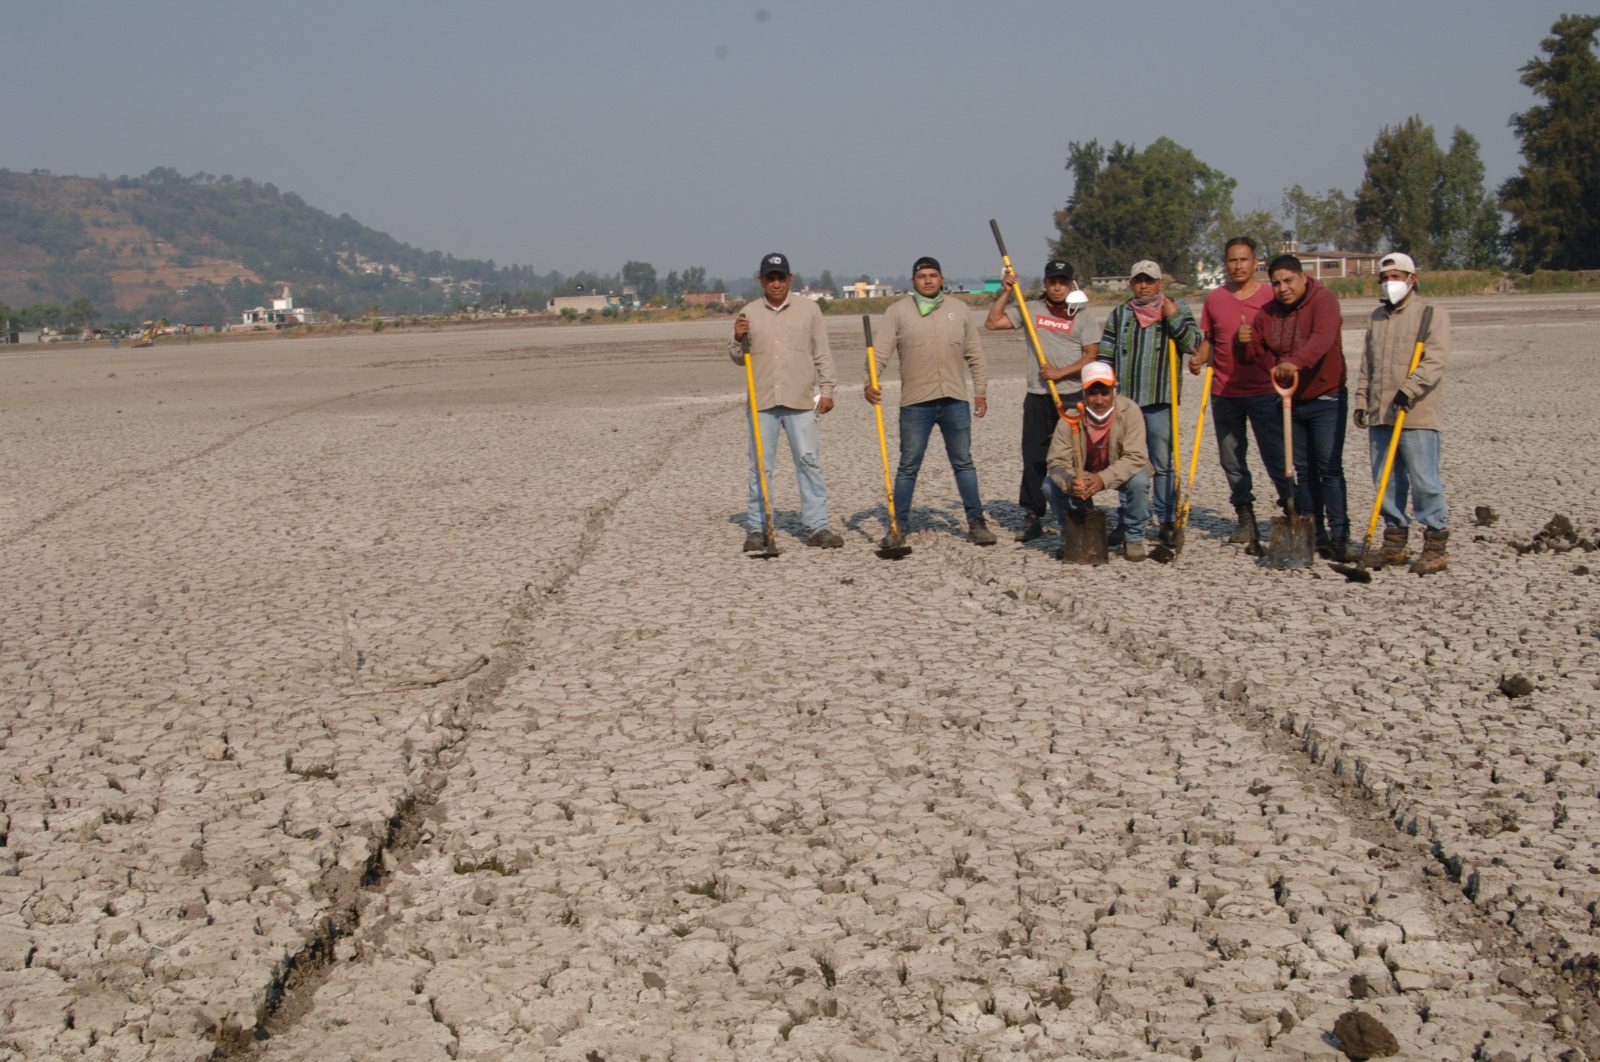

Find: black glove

[1392,389,1411,411]
[1353,408,1368,430]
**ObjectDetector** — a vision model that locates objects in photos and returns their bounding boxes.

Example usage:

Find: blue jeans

[1289,391,1349,541]
[1141,404,1175,524]
[1368,426,1447,531]
[1043,469,1151,543]
[746,405,829,532]
[1211,394,1288,510]
[895,398,984,524]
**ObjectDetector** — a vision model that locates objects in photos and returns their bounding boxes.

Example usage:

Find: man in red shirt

[1191,236,1284,548]
[1248,254,1351,561]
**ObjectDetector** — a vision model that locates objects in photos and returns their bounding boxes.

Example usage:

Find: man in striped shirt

[1097,260,1202,547]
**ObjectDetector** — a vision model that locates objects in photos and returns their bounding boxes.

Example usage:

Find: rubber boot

[1377,526,1409,568]
[1228,505,1258,545]
[1409,528,1449,575]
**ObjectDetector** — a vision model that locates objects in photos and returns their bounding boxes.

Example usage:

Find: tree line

[1054,15,1599,281]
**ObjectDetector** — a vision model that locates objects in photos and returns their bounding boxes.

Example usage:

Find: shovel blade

[875,534,912,560]
[1328,561,1372,583]
[1060,509,1108,565]
[1265,515,1316,569]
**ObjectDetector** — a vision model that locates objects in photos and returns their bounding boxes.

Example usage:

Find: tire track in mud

[223,400,736,1055]
[2,382,413,549]
[936,538,1600,1054]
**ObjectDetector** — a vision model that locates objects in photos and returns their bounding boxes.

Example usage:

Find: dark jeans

[1290,390,1349,541]
[1019,391,1077,518]
[895,398,984,525]
[1211,393,1289,510]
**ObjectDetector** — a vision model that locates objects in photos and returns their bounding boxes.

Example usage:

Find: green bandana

[912,291,944,317]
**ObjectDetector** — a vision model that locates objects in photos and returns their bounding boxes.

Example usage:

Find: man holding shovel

[731,252,842,552]
[1098,260,1201,549]
[985,259,1101,543]
[1353,251,1452,574]
[865,256,996,546]
[1043,362,1151,561]
[1248,254,1352,562]
[1190,236,1285,547]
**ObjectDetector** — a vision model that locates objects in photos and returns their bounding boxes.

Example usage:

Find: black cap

[758,252,791,277]
[912,256,942,275]
[1043,259,1074,281]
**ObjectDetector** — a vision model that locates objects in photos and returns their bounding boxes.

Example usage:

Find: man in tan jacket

[1353,251,1451,574]
[1044,362,1152,561]
[864,256,995,545]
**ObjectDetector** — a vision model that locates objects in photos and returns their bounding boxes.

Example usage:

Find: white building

[241,286,316,327]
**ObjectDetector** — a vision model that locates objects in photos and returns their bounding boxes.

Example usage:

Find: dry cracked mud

[2,295,1597,1059]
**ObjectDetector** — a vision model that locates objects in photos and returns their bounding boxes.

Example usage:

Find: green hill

[0,167,550,325]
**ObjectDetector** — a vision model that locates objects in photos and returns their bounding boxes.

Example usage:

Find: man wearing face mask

[865,256,995,546]
[1042,361,1151,561]
[1097,261,1201,548]
[1247,254,1351,561]
[986,259,1101,543]
[1353,251,1452,574]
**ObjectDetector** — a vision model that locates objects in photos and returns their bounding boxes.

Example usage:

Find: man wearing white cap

[1353,251,1453,574]
[1097,260,1201,547]
[1042,361,1152,561]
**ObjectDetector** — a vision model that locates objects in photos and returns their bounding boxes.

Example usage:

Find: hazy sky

[2,1,1579,284]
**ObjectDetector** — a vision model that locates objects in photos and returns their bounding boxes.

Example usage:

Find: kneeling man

[1043,362,1152,561]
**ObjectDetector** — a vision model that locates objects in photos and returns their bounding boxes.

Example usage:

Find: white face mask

[1065,290,1089,318]
[1084,397,1114,424]
[1383,279,1411,306]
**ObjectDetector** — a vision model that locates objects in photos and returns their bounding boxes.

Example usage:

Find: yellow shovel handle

[864,317,902,539]
[990,220,1066,419]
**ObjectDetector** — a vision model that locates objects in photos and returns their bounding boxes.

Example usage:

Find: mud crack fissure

[939,539,1600,1054]
[221,403,731,1055]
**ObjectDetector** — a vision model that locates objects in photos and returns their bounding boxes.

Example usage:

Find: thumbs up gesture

[1237,313,1253,345]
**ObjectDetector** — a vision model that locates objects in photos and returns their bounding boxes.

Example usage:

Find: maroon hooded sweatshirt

[1246,276,1344,400]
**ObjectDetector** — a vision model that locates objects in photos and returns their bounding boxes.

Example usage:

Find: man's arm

[1400,303,1448,400]
[810,303,836,413]
[864,305,897,405]
[962,309,989,416]
[1163,297,1203,355]
[1098,407,1149,491]
[985,268,1017,331]
[1046,342,1101,382]
[1282,287,1343,372]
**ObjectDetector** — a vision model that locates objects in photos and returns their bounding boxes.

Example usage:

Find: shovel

[1265,368,1315,569]
[1332,305,1435,583]
[863,317,911,559]
[990,220,1069,419]
[741,335,781,559]
[1058,404,1108,565]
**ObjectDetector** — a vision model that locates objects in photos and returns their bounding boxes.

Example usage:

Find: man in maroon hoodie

[1248,253,1351,561]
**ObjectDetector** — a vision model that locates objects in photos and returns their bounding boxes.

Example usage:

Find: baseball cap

[1043,259,1074,280]
[758,252,791,276]
[1377,252,1417,275]
[912,256,942,275]
[1130,260,1162,281]
[1081,361,1117,390]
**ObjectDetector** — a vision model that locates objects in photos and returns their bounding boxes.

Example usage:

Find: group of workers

[730,239,1451,574]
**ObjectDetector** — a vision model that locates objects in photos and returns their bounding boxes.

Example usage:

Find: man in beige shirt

[731,252,841,550]
[863,256,995,545]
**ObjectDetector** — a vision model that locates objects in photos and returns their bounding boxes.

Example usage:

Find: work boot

[1329,536,1355,564]
[1409,528,1449,575]
[1159,521,1178,548]
[1123,540,1148,562]
[1015,515,1044,543]
[968,517,997,546]
[806,528,843,549]
[741,531,765,553]
[1377,525,1409,568]
[1228,505,1258,545]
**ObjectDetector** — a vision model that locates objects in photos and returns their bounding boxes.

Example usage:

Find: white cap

[1130,260,1162,281]
[1378,251,1417,275]
[1081,361,1117,389]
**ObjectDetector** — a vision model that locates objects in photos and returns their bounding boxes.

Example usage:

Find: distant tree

[711,278,727,294]
[63,296,97,326]
[1281,185,1361,250]
[1500,14,1600,270]
[1052,137,1234,282]
[1355,116,1500,268]
[681,265,707,293]
[1200,206,1281,269]
[621,260,657,300]
[816,269,837,296]
[663,270,682,297]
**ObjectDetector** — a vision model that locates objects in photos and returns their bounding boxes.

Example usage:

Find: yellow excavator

[132,320,160,348]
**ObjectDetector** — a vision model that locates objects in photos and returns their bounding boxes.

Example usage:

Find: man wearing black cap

[986,259,1100,542]
[731,252,841,551]
[864,256,995,545]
